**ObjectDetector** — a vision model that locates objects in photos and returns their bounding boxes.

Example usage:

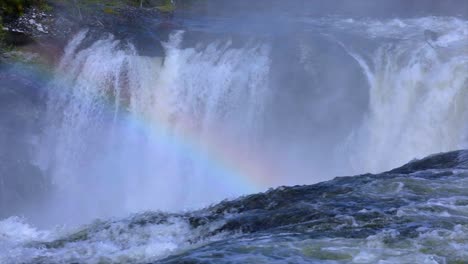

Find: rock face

[1,7,70,64]
[1,2,175,58]
[2,8,54,37]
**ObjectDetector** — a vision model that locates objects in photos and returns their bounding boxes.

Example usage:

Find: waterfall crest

[342,17,468,173]
[37,30,271,224]
[32,17,468,225]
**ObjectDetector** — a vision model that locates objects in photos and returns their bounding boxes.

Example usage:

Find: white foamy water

[2,154,468,263]
[340,17,468,173]
[0,214,226,264]
[36,30,271,225]
[24,16,468,226]
[1,15,466,245]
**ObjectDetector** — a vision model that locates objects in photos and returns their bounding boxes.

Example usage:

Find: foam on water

[0,214,227,263]
[295,16,468,174]
[36,29,272,225]
[2,15,468,263]
[3,152,468,263]
[28,16,468,225]
[340,17,468,173]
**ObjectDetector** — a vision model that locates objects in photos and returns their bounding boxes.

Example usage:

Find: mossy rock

[155,0,175,12]
[103,7,117,14]
[155,4,174,13]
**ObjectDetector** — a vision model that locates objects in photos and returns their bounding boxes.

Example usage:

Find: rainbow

[10,36,279,199]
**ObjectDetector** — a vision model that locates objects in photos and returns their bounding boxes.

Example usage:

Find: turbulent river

[0,5,468,264]
[3,151,468,263]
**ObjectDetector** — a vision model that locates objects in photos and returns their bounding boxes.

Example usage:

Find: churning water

[35,29,274,224]
[3,150,468,263]
[1,12,468,264]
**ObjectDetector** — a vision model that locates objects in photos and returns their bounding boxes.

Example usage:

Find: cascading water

[29,16,468,227]
[339,17,468,173]
[36,30,272,225]
[2,11,468,263]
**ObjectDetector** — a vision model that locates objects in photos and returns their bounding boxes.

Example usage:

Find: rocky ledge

[1,1,177,62]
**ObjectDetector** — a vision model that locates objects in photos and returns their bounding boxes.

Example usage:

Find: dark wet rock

[388,150,468,174]
[75,6,170,57]
[1,2,176,59]
[2,7,55,39]
[3,30,36,46]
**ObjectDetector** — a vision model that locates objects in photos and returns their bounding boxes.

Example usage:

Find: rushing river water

[0,1,468,263]
[3,150,468,263]
[31,15,468,225]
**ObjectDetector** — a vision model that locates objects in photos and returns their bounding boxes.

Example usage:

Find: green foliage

[103,6,117,14]
[73,0,176,13]
[155,0,174,12]
[1,0,25,16]
[0,0,49,17]
[39,2,53,11]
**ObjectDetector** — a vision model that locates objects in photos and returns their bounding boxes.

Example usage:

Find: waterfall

[343,17,468,173]
[32,17,468,225]
[37,30,271,224]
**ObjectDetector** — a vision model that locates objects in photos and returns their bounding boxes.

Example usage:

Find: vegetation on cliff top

[1,0,178,20]
[1,0,49,18]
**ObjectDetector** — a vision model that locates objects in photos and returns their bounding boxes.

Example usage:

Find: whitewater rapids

[30,16,468,226]
[2,150,468,263]
[0,14,467,264]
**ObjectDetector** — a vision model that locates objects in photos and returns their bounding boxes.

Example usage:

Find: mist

[1,0,467,229]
